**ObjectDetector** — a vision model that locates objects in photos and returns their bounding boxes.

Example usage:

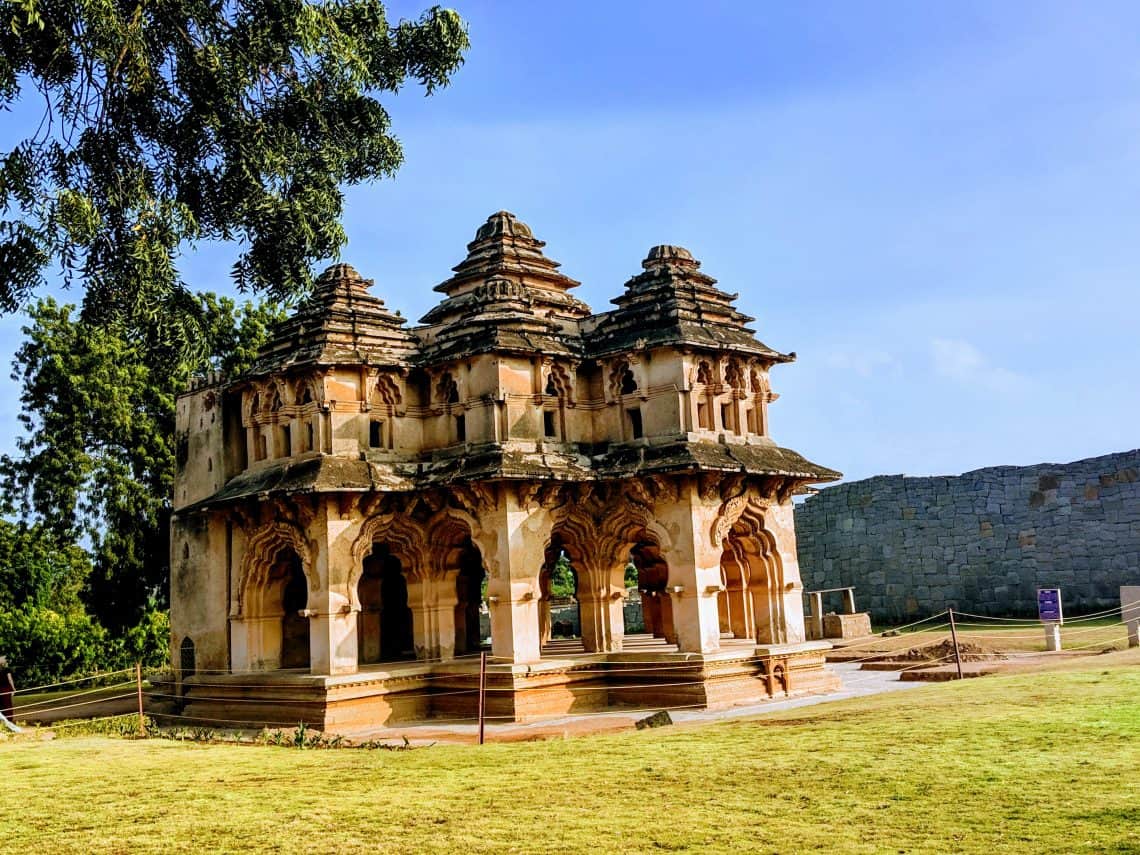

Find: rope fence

[3,609,1133,737]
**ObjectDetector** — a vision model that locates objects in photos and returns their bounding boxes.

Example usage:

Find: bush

[0,605,170,688]
[0,606,110,687]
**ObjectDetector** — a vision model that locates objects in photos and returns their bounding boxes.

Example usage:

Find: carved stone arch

[348,513,429,609]
[294,375,318,406]
[543,361,574,403]
[749,364,769,395]
[436,371,459,405]
[696,359,714,387]
[267,378,286,413]
[726,502,785,584]
[422,509,480,578]
[244,381,270,424]
[373,373,402,408]
[608,358,638,398]
[235,521,316,617]
[725,358,744,391]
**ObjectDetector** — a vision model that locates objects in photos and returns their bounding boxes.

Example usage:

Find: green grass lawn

[1,663,1138,854]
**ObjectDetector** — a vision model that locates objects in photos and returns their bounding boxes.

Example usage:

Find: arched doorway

[244,545,311,670]
[539,540,581,647]
[277,550,310,669]
[720,513,784,644]
[357,544,414,662]
[631,541,673,644]
[454,542,486,656]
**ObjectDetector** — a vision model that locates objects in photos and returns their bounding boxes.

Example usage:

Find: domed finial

[474,210,535,243]
[643,245,697,270]
[315,262,371,292]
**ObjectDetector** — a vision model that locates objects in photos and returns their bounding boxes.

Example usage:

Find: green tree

[0,518,90,612]
[1,295,284,632]
[550,553,576,599]
[0,0,468,351]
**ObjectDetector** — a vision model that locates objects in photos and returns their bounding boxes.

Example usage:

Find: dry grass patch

[1,663,1138,854]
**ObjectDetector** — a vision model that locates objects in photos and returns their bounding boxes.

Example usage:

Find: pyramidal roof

[248,263,416,375]
[585,245,792,362]
[416,211,590,361]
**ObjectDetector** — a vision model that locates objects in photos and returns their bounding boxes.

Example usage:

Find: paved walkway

[344,662,924,745]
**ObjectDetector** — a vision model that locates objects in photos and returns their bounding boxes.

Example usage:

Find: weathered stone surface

[796,450,1140,620]
[170,211,842,728]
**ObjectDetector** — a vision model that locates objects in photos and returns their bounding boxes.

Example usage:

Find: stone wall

[795,449,1140,621]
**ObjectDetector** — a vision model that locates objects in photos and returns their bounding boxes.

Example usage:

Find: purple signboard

[1037,588,1063,624]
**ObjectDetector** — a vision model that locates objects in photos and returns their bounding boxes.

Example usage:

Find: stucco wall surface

[795,449,1140,621]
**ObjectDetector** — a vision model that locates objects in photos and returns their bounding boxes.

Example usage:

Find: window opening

[627,408,643,439]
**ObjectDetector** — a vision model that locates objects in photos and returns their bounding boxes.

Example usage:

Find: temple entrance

[454,542,486,655]
[279,553,310,668]
[720,514,782,644]
[240,545,311,671]
[631,541,673,644]
[539,544,581,646]
[357,544,415,663]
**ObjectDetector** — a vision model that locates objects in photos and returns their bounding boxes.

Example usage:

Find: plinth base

[177,635,839,731]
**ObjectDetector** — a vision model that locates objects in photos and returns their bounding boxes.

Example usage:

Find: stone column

[407,574,460,661]
[642,593,660,636]
[766,502,806,644]
[308,498,360,675]
[471,485,549,664]
[657,479,724,654]
[657,592,678,644]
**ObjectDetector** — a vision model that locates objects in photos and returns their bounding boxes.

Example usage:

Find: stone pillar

[307,498,360,675]
[726,578,752,640]
[657,592,678,645]
[657,480,724,655]
[407,574,460,661]
[575,559,627,653]
[538,595,552,645]
[472,485,549,664]
[308,606,357,675]
[843,587,857,615]
[642,593,660,636]
[766,502,806,644]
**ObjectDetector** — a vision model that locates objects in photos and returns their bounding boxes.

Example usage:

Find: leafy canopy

[0,0,468,350]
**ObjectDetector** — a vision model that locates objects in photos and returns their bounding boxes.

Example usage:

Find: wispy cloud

[930,337,1030,394]
[824,349,896,378]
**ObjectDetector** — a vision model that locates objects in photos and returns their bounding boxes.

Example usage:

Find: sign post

[1037,588,1063,652]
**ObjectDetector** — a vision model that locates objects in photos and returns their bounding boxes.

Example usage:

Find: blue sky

[1,0,1138,481]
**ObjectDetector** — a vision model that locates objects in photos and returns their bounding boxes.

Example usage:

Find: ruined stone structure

[796,449,1140,622]
[171,212,840,728]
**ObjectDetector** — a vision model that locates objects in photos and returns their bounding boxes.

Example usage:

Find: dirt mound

[891,639,1001,663]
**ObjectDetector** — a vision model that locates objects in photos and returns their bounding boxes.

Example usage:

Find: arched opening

[631,541,674,645]
[720,514,784,645]
[243,545,311,670]
[696,361,715,431]
[357,544,414,663]
[453,542,487,656]
[539,540,580,648]
[620,367,637,395]
[278,552,310,669]
[179,636,196,677]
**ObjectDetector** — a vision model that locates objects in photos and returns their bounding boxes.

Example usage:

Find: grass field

[1,657,1138,854]
[859,616,1130,656]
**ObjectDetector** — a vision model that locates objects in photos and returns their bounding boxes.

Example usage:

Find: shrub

[0,606,109,687]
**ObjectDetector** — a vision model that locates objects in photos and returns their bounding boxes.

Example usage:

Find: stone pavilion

[170,212,841,728]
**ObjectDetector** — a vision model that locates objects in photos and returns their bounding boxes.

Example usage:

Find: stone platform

[178,635,839,730]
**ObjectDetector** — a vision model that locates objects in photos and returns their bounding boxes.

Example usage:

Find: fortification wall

[794,449,1140,621]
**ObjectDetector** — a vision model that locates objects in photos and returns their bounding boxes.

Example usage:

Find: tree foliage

[1,295,284,632]
[0,0,468,349]
[0,518,90,612]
